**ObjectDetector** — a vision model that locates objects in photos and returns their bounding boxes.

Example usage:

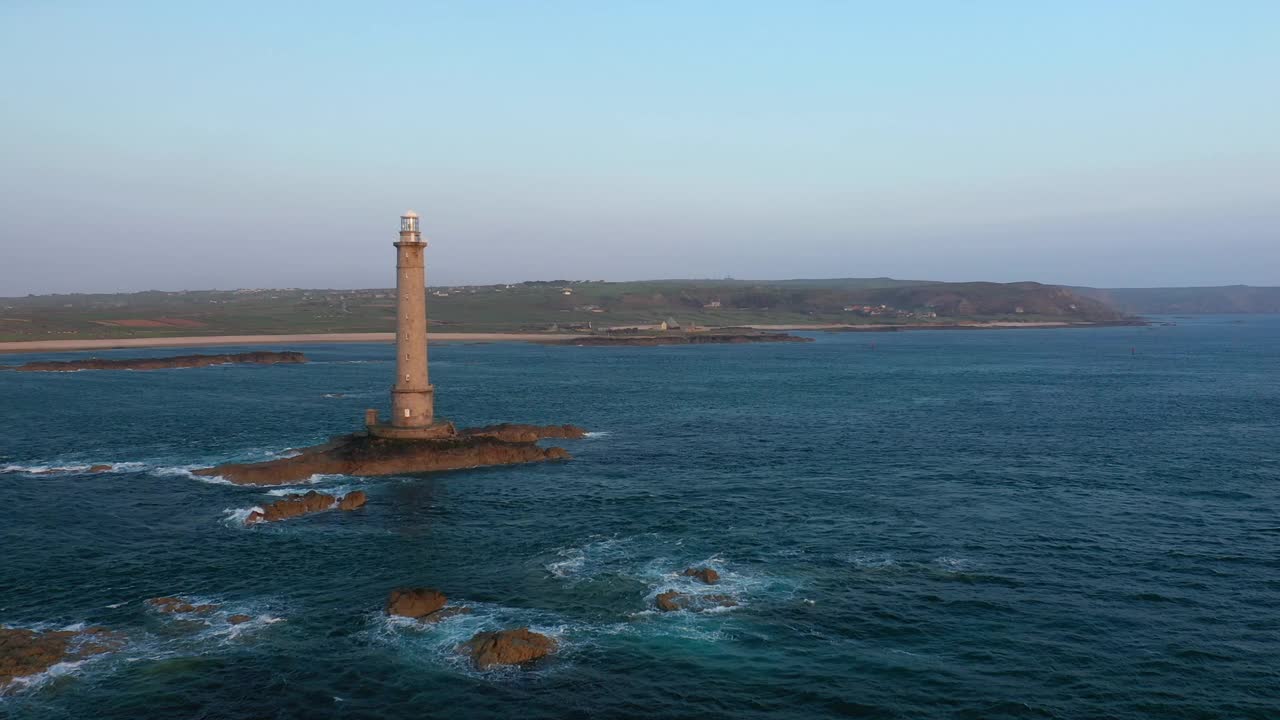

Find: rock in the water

[655,591,737,612]
[655,590,685,612]
[337,490,367,511]
[13,351,307,372]
[148,597,220,615]
[87,464,113,473]
[461,423,589,443]
[459,627,556,670]
[386,588,448,619]
[1,626,125,688]
[227,614,253,625]
[196,431,576,486]
[245,490,367,524]
[681,567,720,584]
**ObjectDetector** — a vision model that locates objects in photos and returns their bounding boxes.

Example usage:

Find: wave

[153,465,231,485]
[1,464,93,475]
[222,506,265,527]
[0,622,121,697]
[2,599,286,697]
[370,601,581,679]
[584,431,610,438]
[264,477,355,495]
[842,552,898,569]
[545,535,798,623]
[143,596,286,643]
[0,462,147,476]
[1,657,93,696]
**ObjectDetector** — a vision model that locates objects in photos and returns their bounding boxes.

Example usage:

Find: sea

[2,316,1278,719]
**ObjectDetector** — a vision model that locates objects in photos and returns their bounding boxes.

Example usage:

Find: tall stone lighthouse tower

[366,211,454,440]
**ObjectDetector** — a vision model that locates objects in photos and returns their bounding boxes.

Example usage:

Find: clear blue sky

[2,1,1277,294]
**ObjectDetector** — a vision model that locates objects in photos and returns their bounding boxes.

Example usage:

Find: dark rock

[459,627,556,669]
[14,351,307,372]
[386,588,448,619]
[227,614,253,625]
[681,567,720,584]
[87,464,113,473]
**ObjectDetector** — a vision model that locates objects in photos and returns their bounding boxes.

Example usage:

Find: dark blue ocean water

[2,317,1279,719]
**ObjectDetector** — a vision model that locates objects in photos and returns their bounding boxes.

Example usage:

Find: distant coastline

[0,321,1145,354]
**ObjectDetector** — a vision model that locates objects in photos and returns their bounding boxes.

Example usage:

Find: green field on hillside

[0,278,1125,342]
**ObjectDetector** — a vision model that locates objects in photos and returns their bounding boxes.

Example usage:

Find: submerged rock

[655,590,684,612]
[12,351,307,372]
[227,614,253,625]
[197,431,576,486]
[245,490,366,524]
[148,597,219,615]
[681,567,720,584]
[87,464,113,473]
[1,626,125,689]
[459,627,556,670]
[655,591,738,612]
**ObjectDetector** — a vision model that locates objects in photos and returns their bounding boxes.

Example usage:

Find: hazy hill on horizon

[4,277,1279,343]
[1,278,1130,342]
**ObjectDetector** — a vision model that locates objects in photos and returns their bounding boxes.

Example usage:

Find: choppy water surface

[2,317,1279,719]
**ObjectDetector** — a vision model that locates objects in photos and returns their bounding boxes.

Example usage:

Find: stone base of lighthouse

[364,407,458,440]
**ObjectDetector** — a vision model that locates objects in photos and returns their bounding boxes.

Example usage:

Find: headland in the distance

[0,277,1167,353]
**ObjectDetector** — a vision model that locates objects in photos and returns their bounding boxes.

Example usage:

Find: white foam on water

[584,431,611,438]
[932,556,977,573]
[844,552,898,569]
[544,534,632,580]
[370,602,585,680]
[2,461,152,477]
[1,658,90,696]
[105,602,127,609]
[222,506,265,527]
[0,623,126,698]
[1,464,90,475]
[153,465,231,485]
[216,614,284,643]
[264,477,354,495]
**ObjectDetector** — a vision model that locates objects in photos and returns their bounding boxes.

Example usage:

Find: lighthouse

[366,211,455,440]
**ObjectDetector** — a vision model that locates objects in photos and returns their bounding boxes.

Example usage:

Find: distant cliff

[1074,286,1280,314]
[8,351,306,372]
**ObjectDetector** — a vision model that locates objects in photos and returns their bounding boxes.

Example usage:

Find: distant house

[561,288,574,296]
[703,300,722,309]
[659,318,681,331]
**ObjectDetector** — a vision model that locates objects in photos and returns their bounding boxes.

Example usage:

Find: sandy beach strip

[0,332,579,354]
[744,322,1078,331]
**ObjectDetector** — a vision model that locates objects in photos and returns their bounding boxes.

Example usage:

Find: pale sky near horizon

[1,1,1278,295]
